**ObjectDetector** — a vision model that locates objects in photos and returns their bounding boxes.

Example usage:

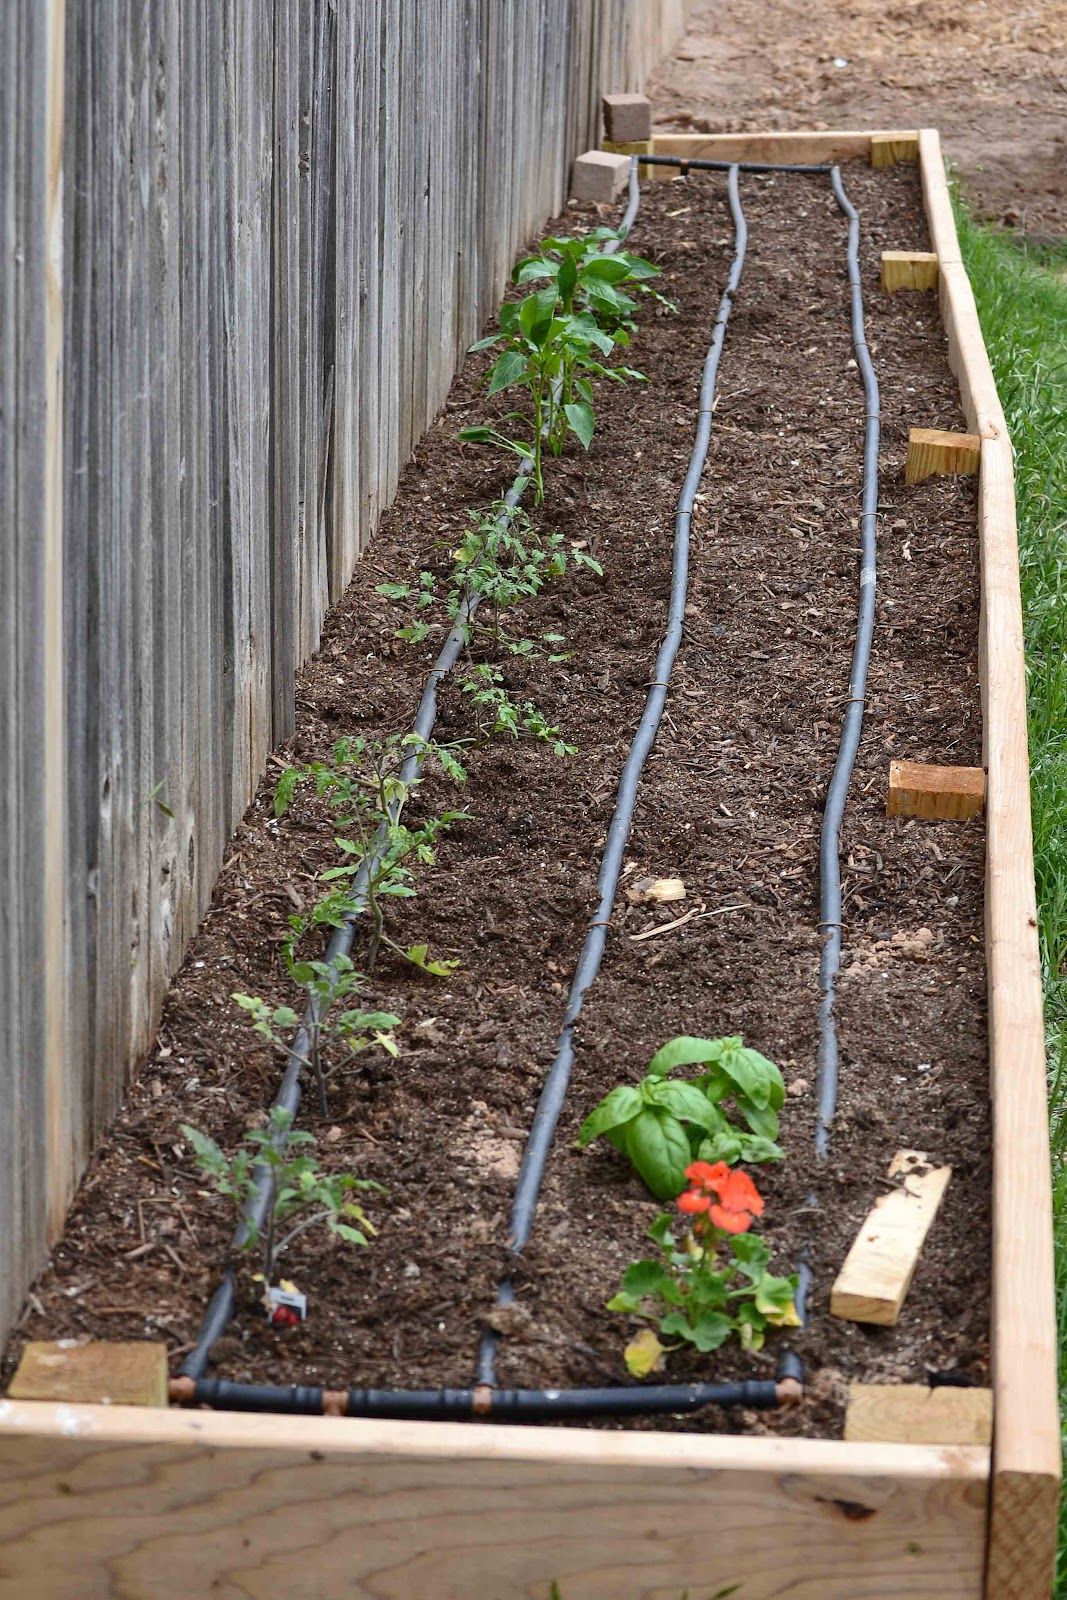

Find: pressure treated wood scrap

[871,132,919,167]
[905,426,981,484]
[881,250,939,292]
[831,1151,951,1326]
[8,1340,168,1406]
[887,759,985,821]
[845,1384,992,1446]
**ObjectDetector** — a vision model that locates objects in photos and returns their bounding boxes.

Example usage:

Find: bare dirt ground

[649,0,1067,235]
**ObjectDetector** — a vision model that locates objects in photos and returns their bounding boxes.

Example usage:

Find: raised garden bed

[0,128,1057,1599]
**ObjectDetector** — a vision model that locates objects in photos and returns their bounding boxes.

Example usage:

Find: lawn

[955,194,1067,1591]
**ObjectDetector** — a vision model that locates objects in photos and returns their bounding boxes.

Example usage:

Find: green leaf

[375,582,411,600]
[661,1309,733,1352]
[487,348,528,395]
[646,1079,720,1131]
[518,284,558,346]
[619,1259,677,1302]
[625,1109,691,1201]
[468,333,501,352]
[646,1036,728,1078]
[563,401,595,450]
[577,1084,642,1147]
[739,1099,780,1141]
[579,254,634,283]
[715,1042,785,1111]
[274,767,302,818]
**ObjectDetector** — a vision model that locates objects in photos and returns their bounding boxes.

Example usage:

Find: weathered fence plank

[0,0,689,1341]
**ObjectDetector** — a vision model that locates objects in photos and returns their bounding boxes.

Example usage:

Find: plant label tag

[266,1285,308,1323]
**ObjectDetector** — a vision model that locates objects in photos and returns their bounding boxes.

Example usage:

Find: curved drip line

[795,164,880,1318]
[181,171,641,1383]
[478,164,748,1387]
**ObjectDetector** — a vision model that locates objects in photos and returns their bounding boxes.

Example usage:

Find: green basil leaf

[647,1035,732,1078]
[646,1079,719,1131]
[625,1109,690,1200]
[577,1084,642,1147]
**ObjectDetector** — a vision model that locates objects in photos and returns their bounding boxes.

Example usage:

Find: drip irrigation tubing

[171,1375,794,1421]
[637,154,833,175]
[477,163,749,1391]
[795,165,881,1315]
[180,166,640,1385]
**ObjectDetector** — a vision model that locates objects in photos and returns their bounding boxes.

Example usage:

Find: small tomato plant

[609,1161,799,1372]
[578,1035,785,1200]
[181,1108,380,1293]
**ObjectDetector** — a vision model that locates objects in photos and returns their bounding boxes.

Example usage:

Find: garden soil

[2,161,989,1439]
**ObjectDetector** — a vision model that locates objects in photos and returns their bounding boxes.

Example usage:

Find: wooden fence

[0,0,689,1342]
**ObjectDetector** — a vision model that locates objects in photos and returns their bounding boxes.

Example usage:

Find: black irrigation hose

[180,1376,783,1420]
[477,164,749,1389]
[180,171,641,1386]
[638,154,833,176]
[795,166,881,1316]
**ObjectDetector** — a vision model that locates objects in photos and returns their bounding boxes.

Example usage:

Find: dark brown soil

[2,160,989,1438]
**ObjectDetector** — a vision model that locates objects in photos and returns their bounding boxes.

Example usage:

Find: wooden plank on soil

[881,250,940,291]
[0,1400,989,1599]
[905,426,981,484]
[8,1342,168,1408]
[845,1385,993,1446]
[887,760,985,821]
[831,1151,952,1326]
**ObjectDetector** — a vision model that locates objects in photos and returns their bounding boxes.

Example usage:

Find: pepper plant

[608,1161,799,1373]
[578,1036,785,1201]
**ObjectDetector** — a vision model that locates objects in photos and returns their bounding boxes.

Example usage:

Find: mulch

[2,159,989,1439]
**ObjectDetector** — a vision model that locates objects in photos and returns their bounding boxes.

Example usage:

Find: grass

[954,194,1067,1589]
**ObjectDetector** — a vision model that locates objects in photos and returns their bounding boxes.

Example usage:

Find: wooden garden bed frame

[0,129,1056,1600]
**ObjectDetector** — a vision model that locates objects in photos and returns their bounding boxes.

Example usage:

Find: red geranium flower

[677,1161,764,1235]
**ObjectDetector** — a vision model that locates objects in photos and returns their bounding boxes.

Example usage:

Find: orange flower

[677,1161,764,1235]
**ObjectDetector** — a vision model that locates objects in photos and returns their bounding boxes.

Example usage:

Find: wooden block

[8,1341,168,1407]
[602,139,662,182]
[887,759,985,821]
[845,1384,992,1446]
[571,149,631,203]
[831,1151,952,1326]
[871,132,920,167]
[905,425,981,484]
[601,92,651,143]
[881,250,939,292]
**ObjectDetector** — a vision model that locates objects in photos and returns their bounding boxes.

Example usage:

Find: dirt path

[649,0,1067,235]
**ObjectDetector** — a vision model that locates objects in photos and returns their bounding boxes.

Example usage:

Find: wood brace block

[831,1151,952,1326]
[8,1340,169,1406]
[601,93,652,143]
[845,1383,993,1445]
[905,426,981,484]
[881,250,939,291]
[571,149,631,203]
[887,759,985,821]
[871,132,920,167]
